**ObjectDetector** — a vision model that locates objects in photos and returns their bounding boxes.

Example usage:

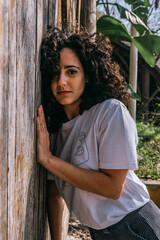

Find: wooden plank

[57,0,62,29]
[7,0,37,239]
[8,0,16,238]
[0,1,9,240]
[77,0,81,31]
[43,0,49,32]
[35,1,47,240]
[62,0,67,29]
[71,0,76,31]
[49,0,55,27]
[1,0,57,239]
[80,0,96,34]
[38,1,49,239]
[54,0,58,27]
[61,201,70,240]
[80,0,86,29]
[67,0,71,30]
[53,0,62,29]
[1,1,98,239]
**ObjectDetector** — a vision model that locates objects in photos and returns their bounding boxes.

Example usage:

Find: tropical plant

[97,0,160,67]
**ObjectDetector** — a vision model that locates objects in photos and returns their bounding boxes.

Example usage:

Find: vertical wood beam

[77,0,81,31]
[8,0,16,238]
[0,1,97,239]
[80,0,96,34]
[36,1,48,240]
[0,0,48,239]
[0,1,8,239]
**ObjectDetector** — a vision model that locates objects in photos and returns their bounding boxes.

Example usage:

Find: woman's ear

[85,76,88,83]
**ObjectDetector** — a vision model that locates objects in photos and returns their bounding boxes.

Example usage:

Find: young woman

[36,28,160,240]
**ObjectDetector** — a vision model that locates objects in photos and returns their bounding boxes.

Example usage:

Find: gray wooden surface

[81,0,96,34]
[0,0,9,239]
[0,0,96,239]
[0,0,55,239]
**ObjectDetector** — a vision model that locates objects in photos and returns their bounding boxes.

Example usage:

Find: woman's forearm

[43,155,127,199]
[47,181,66,240]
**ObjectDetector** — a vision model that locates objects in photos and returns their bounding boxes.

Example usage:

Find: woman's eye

[67,69,77,75]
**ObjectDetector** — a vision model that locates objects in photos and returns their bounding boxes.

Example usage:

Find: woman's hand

[36,105,52,166]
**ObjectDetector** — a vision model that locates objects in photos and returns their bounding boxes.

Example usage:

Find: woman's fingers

[36,106,51,165]
[37,105,47,128]
[36,106,48,138]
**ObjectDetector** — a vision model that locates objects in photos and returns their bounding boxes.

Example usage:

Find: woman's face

[51,48,87,118]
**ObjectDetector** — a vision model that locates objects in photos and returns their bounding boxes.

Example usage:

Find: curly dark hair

[41,27,130,133]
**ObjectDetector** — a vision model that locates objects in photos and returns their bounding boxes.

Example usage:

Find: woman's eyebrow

[64,65,80,70]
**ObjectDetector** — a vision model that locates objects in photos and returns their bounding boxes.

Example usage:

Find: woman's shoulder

[99,98,127,109]
[92,98,135,129]
[90,98,128,117]
[81,99,130,128]
[83,98,128,119]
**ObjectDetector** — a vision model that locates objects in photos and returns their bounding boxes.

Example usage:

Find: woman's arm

[37,105,128,199]
[45,155,127,199]
[47,181,64,240]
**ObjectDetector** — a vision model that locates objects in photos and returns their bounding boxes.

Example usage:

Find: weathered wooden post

[0,0,56,239]
[0,0,96,239]
[81,0,97,34]
[0,1,8,239]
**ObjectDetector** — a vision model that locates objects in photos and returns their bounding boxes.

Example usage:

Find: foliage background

[97,0,160,36]
[136,121,160,180]
[96,0,160,180]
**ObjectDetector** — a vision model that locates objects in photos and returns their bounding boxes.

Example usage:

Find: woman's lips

[57,91,72,95]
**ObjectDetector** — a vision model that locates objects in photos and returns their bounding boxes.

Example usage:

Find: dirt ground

[68,220,92,240]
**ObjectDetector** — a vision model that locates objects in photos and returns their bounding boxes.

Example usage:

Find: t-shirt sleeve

[98,101,138,170]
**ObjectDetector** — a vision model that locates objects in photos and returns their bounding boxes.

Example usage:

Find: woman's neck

[63,101,80,120]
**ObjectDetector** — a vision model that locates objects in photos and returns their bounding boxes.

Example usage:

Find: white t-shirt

[48,99,150,229]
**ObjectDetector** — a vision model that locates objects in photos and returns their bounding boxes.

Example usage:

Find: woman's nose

[58,72,67,86]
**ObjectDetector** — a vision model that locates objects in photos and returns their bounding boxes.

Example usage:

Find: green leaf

[97,16,132,42]
[125,0,150,8]
[132,35,160,67]
[115,4,151,35]
[134,7,148,24]
[113,1,150,26]
[97,15,160,67]
[127,84,141,101]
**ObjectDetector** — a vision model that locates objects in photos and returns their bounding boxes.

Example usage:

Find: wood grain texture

[0,1,97,239]
[36,1,48,240]
[0,0,48,239]
[81,0,96,34]
[0,0,9,240]
[12,0,37,238]
[8,0,16,238]
[58,0,62,29]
